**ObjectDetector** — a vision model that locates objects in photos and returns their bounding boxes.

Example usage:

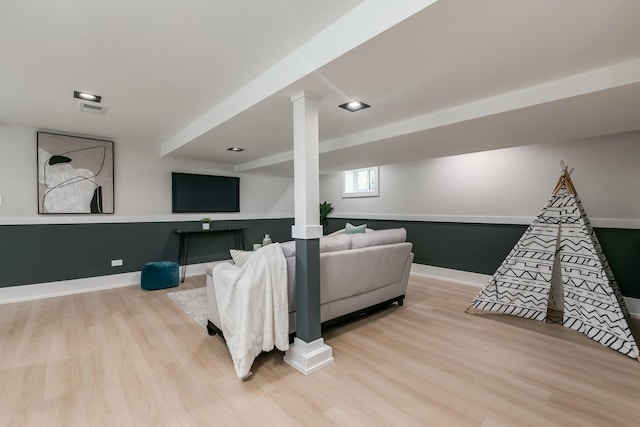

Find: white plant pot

[202,223,210,230]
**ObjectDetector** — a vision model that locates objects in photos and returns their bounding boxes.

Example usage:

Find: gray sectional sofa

[206,227,414,337]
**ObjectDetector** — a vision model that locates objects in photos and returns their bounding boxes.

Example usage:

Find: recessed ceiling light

[74,91,102,103]
[339,99,370,112]
[227,147,245,152]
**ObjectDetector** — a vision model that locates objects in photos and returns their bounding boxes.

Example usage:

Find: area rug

[167,287,207,329]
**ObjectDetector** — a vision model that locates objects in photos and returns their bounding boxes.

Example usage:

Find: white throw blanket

[212,243,289,379]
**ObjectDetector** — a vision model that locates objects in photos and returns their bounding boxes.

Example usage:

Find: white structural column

[284,91,334,375]
[290,91,323,241]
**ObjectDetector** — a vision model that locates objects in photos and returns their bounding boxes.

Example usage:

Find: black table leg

[175,227,248,282]
[234,229,245,250]
[178,234,191,283]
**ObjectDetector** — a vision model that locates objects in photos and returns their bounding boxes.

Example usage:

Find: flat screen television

[172,172,240,213]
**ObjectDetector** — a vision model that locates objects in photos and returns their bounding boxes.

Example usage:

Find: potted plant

[201,217,211,230]
[319,201,333,235]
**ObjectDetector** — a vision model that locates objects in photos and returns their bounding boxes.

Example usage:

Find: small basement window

[342,166,379,198]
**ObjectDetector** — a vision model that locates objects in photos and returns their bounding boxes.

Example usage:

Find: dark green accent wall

[327,218,640,299]
[594,228,640,299]
[0,218,293,288]
[2,217,639,299]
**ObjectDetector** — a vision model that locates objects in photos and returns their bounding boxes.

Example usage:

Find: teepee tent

[468,163,639,360]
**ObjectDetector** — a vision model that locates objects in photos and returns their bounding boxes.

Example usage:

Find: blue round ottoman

[141,261,179,290]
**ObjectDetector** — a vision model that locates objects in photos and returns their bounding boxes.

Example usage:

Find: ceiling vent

[78,101,107,114]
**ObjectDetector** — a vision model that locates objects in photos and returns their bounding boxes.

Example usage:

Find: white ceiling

[1,0,639,176]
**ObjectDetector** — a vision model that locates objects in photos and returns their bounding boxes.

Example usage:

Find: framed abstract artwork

[37,131,114,214]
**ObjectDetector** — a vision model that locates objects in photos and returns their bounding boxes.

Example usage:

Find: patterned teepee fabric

[471,192,561,321]
[470,176,639,359]
[556,187,638,358]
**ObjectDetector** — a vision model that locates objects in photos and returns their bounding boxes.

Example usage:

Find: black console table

[175,226,247,282]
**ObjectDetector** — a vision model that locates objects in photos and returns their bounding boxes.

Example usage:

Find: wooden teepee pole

[552,161,578,196]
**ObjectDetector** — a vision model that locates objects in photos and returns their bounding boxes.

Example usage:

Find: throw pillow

[280,241,296,257]
[351,228,407,249]
[327,228,345,236]
[345,222,367,234]
[330,226,373,236]
[319,234,352,252]
[230,249,253,267]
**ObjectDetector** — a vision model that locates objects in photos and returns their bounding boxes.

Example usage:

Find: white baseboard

[0,261,227,305]
[410,263,640,319]
[625,298,640,319]
[410,263,491,288]
[3,262,639,321]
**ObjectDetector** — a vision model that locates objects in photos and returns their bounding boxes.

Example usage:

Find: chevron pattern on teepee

[469,164,639,360]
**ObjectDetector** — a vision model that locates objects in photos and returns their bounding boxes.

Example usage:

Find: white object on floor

[284,337,334,375]
[470,167,640,360]
[212,243,289,379]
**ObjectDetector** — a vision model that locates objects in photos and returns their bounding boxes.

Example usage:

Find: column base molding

[283,337,334,375]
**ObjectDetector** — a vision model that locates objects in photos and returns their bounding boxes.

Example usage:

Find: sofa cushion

[345,222,367,234]
[328,226,373,236]
[279,234,352,258]
[280,241,296,257]
[230,249,253,267]
[350,228,407,249]
[321,234,351,252]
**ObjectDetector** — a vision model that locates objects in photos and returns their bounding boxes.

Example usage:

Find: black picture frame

[37,131,114,214]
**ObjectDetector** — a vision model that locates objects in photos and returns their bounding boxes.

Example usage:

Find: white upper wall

[320,132,640,228]
[0,125,294,223]
[4,124,639,228]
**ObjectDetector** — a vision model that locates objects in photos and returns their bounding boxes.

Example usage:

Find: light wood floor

[1,275,639,426]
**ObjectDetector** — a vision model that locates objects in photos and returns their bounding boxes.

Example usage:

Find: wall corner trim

[333,213,640,229]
